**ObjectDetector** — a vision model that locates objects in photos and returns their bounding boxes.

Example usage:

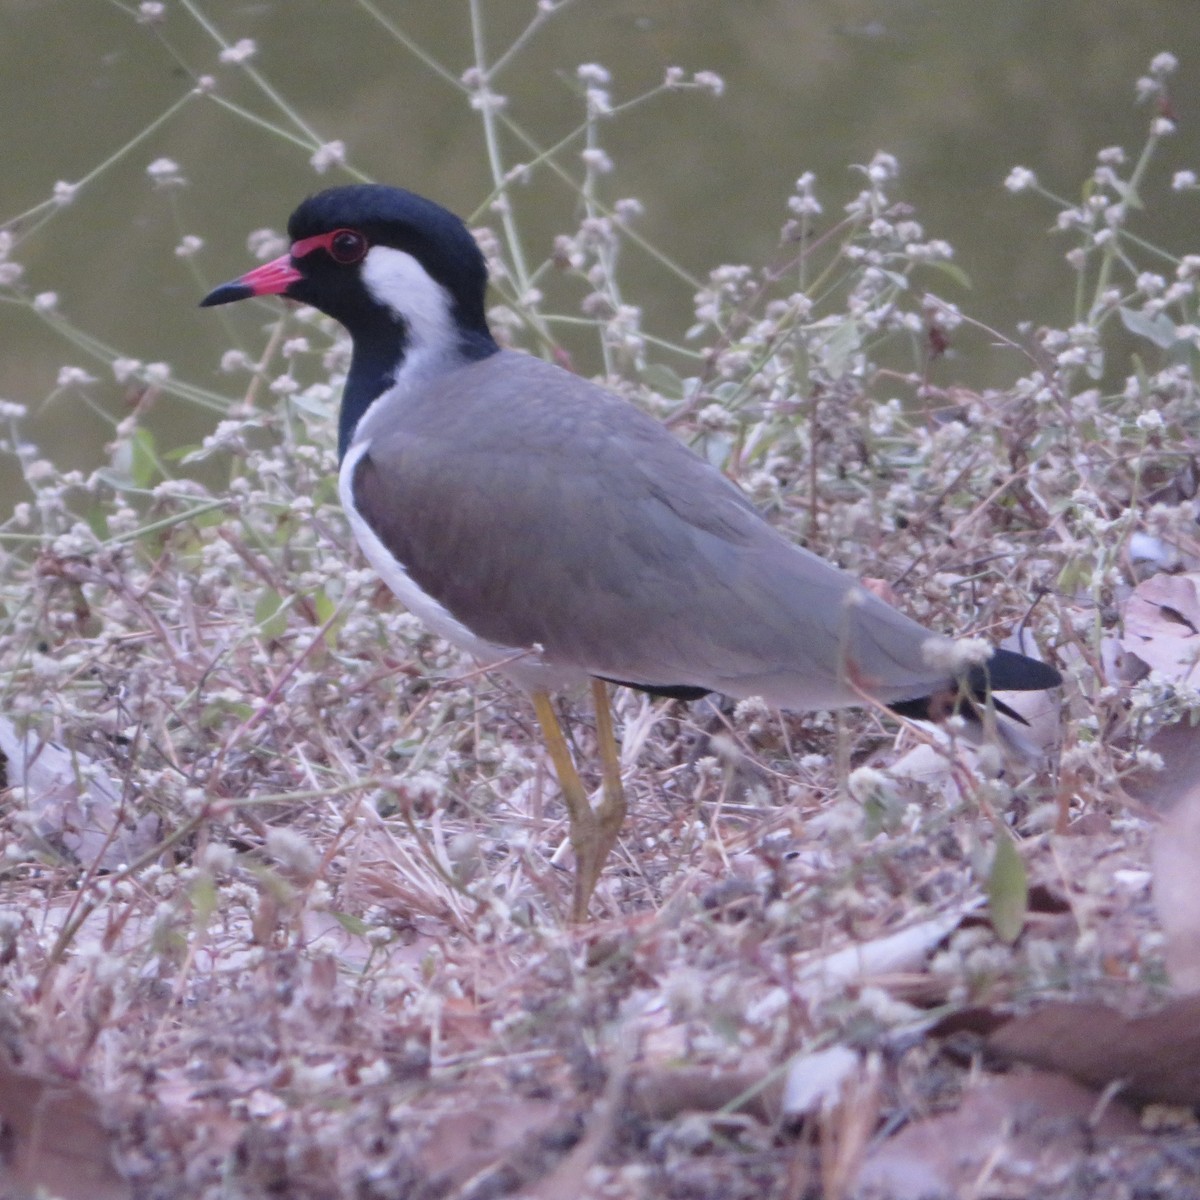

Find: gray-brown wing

[351,351,951,710]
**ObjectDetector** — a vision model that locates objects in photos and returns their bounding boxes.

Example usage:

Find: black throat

[339,318,405,462]
[337,318,500,462]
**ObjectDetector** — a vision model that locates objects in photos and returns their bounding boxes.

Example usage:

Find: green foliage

[987,826,1029,945]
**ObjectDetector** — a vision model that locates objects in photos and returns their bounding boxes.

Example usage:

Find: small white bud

[309,141,346,174]
[1004,166,1037,193]
[218,38,257,64]
[1150,51,1178,77]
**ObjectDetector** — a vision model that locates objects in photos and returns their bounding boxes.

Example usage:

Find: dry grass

[3,28,1200,1200]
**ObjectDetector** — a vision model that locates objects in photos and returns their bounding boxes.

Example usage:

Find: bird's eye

[329,229,368,264]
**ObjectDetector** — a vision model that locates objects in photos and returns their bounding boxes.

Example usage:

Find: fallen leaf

[1151,784,1200,991]
[854,1070,1140,1199]
[989,994,1200,1106]
[1121,572,1200,684]
[630,1065,779,1123]
[0,717,159,870]
[1126,720,1200,813]
[0,1055,129,1200]
[781,1044,859,1116]
[414,1094,565,1194]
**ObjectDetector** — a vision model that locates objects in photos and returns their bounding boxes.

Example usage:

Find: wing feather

[351,351,950,709]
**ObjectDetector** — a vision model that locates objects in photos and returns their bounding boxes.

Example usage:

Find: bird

[201,183,1061,920]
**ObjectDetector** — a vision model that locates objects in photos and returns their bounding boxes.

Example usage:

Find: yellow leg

[531,686,627,922]
[590,677,627,853]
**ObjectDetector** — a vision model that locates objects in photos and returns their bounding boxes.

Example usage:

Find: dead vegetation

[3,24,1200,1200]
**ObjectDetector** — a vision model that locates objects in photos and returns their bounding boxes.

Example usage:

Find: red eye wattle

[290,228,370,265]
[329,229,368,264]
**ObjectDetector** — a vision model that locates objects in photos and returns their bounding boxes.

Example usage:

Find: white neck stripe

[360,245,457,357]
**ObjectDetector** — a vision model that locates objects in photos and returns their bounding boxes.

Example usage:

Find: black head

[201,184,496,354]
[201,184,500,460]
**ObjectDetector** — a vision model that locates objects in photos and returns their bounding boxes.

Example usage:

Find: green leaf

[314,588,337,624]
[190,873,219,926]
[291,390,336,418]
[191,505,227,530]
[83,503,109,540]
[314,476,341,506]
[1119,305,1179,350]
[988,827,1028,944]
[329,910,369,937]
[701,433,734,469]
[1056,555,1088,596]
[314,588,340,646]
[201,700,253,728]
[255,589,289,641]
[640,362,685,399]
[1110,177,1144,210]
[130,426,160,488]
[925,260,973,290]
[819,318,863,376]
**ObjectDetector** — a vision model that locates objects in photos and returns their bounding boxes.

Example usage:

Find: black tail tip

[889,647,1060,726]
[976,647,1061,693]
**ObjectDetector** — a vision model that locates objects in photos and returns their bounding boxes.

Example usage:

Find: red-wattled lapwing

[201,184,1060,920]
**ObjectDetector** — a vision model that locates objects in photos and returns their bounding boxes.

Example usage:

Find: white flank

[339,440,491,655]
[338,440,581,693]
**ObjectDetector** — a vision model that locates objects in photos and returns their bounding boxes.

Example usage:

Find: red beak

[200,253,302,307]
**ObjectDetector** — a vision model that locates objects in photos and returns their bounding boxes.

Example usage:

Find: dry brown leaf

[989,995,1200,1106]
[854,1070,1140,1199]
[1121,572,1200,684]
[413,1094,564,1193]
[1151,784,1200,991]
[0,1055,129,1200]
[630,1064,780,1123]
[1126,720,1200,813]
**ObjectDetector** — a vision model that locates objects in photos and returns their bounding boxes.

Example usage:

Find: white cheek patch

[360,245,456,356]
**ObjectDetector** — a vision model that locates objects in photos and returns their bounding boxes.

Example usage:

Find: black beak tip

[199,281,254,308]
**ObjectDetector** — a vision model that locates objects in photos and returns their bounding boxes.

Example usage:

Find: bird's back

[350,350,954,709]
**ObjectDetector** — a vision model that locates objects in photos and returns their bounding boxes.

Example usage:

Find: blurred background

[2,0,1199,503]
